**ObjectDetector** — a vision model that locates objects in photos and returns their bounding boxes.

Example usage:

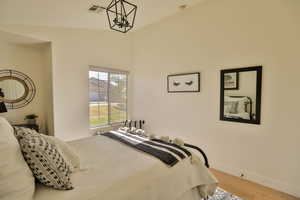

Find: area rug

[208,188,243,200]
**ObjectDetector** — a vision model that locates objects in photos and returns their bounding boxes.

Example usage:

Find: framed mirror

[0,70,36,109]
[220,66,262,124]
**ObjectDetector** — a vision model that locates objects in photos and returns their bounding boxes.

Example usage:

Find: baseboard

[213,164,300,198]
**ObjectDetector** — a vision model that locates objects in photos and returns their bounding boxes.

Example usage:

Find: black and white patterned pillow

[14,126,39,139]
[14,127,74,190]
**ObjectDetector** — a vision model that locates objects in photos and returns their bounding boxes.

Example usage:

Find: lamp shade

[0,102,7,113]
[0,88,7,113]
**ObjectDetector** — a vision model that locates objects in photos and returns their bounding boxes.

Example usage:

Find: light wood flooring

[210,168,299,200]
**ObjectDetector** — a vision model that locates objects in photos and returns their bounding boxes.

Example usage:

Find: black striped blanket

[101,131,192,167]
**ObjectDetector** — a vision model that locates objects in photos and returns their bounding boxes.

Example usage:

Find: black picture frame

[224,72,239,90]
[220,66,262,125]
[167,72,200,93]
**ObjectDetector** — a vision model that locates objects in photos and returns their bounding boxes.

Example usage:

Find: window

[89,67,128,128]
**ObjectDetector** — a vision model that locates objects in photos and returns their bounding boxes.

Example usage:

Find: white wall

[132,0,300,197]
[51,29,133,141]
[41,43,54,135]
[0,26,134,140]
[0,40,51,133]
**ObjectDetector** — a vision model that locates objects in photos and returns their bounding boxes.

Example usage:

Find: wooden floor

[210,169,299,200]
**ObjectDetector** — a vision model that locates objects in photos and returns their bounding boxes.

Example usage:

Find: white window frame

[89,66,129,128]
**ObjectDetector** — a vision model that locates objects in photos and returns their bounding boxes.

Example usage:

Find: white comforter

[33,136,218,200]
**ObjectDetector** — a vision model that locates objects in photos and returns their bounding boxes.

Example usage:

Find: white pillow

[0,117,35,200]
[41,135,80,172]
[225,96,248,113]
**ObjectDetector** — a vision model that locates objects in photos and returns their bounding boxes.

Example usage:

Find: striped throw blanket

[101,131,192,167]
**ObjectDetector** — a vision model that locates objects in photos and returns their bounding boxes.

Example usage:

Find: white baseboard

[213,164,300,198]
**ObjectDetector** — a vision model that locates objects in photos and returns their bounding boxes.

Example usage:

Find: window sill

[90,123,123,135]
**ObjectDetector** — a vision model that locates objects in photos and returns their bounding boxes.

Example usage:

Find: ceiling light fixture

[91,0,137,33]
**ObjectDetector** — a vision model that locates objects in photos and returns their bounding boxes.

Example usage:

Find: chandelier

[103,0,137,33]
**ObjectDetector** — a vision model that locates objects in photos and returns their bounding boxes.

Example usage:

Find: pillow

[224,96,249,113]
[0,117,35,200]
[14,127,74,190]
[14,125,38,139]
[224,101,238,114]
[41,135,81,172]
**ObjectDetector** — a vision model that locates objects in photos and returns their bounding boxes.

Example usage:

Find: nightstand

[13,124,39,132]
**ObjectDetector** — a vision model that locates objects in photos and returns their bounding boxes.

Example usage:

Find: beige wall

[0,26,134,140]
[0,41,51,133]
[132,0,300,197]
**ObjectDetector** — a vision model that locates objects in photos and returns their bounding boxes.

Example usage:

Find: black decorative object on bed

[123,120,145,129]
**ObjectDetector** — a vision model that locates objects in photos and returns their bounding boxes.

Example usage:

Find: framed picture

[224,72,239,90]
[167,72,200,93]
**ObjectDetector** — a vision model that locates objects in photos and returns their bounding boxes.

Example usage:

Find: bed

[0,116,217,200]
[224,96,253,120]
[33,135,218,200]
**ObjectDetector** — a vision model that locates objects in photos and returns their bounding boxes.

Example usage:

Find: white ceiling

[0,30,45,45]
[0,0,206,31]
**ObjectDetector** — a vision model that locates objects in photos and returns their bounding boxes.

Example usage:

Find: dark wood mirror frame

[220,66,262,125]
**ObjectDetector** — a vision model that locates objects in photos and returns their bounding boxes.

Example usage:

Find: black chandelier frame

[104,0,137,33]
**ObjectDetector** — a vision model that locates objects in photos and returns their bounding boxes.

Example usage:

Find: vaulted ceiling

[0,0,207,31]
[0,30,44,44]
